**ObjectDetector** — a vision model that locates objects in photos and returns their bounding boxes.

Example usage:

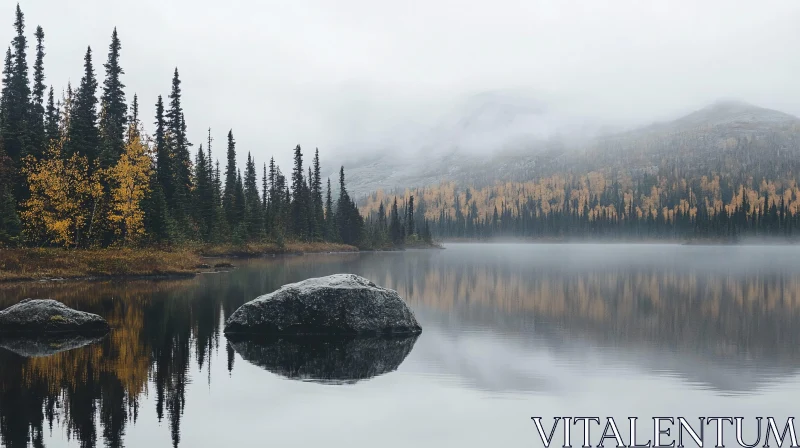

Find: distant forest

[0,5,431,250]
[363,172,800,241]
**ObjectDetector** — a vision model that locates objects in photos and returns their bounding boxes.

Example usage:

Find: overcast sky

[7,0,800,172]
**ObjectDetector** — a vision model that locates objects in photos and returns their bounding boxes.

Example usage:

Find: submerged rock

[0,299,110,335]
[228,334,419,384]
[0,334,107,357]
[224,274,422,336]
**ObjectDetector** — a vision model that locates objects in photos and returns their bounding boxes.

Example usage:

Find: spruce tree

[0,48,12,142]
[407,195,415,236]
[127,93,139,141]
[243,152,262,238]
[262,162,268,211]
[311,148,324,240]
[44,86,58,145]
[154,95,171,205]
[3,5,31,165]
[233,169,246,239]
[325,177,335,241]
[99,27,127,168]
[389,197,403,246]
[223,130,237,227]
[30,25,45,158]
[290,144,308,239]
[166,69,191,217]
[335,166,363,245]
[66,46,99,163]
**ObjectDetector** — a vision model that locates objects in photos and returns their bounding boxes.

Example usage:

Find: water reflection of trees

[1,250,799,446]
[0,254,360,448]
[350,251,800,360]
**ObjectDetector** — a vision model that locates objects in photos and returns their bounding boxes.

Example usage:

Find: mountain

[339,98,800,198]
[330,90,612,196]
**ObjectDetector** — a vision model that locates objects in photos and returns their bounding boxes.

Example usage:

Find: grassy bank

[0,248,201,282]
[0,241,360,283]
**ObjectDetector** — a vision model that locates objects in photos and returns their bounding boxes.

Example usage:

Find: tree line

[0,5,390,249]
[363,172,800,241]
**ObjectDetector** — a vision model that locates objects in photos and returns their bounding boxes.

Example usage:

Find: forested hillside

[361,102,800,240]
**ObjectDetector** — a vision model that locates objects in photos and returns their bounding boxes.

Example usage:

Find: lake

[1,243,800,448]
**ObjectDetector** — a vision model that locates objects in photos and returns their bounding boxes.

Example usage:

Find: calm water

[2,243,800,448]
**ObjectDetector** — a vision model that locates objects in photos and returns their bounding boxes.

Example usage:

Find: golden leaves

[21,138,104,248]
[106,130,153,246]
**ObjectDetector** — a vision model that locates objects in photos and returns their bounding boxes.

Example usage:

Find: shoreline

[0,241,444,284]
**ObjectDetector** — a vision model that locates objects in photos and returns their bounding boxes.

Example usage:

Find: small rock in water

[214,262,235,269]
[0,299,110,335]
[224,274,422,336]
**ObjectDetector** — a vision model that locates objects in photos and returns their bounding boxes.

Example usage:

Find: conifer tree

[223,130,237,227]
[127,94,139,141]
[194,144,212,238]
[99,28,127,168]
[243,152,261,238]
[66,47,99,163]
[407,195,415,236]
[311,148,324,240]
[154,95,172,204]
[389,197,403,246]
[325,177,335,241]
[233,169,246,238]
[3,5,31,165]
[290,144,308,239]
[30,25,45,159]
[166,69,191,217]
[44,86,59,145]
[336,166,363,245]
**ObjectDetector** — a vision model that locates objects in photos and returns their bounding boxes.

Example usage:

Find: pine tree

[325,177,335,241]
[30,25,45,159]
[290,144,308,239]
[223,130,237,227]
[311,148,324,240]
[166,69,191,218]
[44,86,59,145]
[233,169,246,240]
[194,144,212,238]
[336,166,363,245]
[127,94,139,142]
[243,152,261,239]
[154,95,172,205]
[407,195,415,236]
[389,197,403,246]
[3,5,31,165]
[66,46,99,163]
[99,27,127,168]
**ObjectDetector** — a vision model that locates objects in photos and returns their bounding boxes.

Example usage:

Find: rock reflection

[0,333,107,357]
[228,335,419,384]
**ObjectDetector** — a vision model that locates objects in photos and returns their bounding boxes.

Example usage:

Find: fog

[7,0,800,172]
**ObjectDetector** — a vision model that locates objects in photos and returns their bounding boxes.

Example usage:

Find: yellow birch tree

[106,128,152,245]
[22,138,104,248]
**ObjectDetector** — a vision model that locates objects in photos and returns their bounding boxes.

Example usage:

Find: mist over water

[1,244,799,447]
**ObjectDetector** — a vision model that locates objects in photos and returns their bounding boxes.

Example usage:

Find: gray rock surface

[228,334,419,384]
[0,334,107,357]
[0,299,110,335]
[224,274,422,335]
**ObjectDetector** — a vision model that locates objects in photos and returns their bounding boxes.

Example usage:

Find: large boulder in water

[0,299,110,335]
[224,274,422,336]
[228,334,418,384]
